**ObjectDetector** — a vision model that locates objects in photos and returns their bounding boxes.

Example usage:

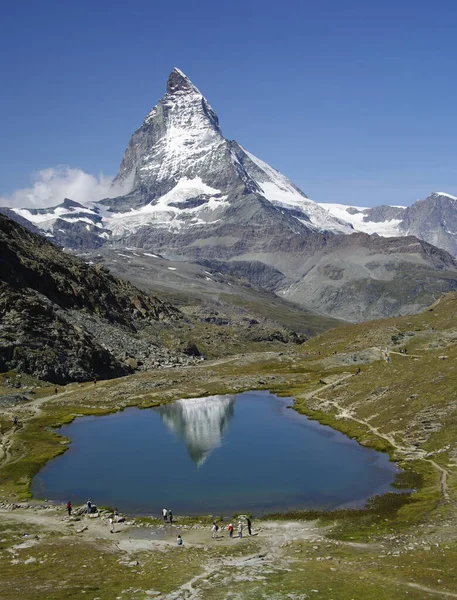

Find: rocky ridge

[0,214,196,383]
[321,192,457,257]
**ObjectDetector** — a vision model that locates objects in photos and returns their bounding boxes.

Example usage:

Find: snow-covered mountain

[320,192,457,256]
[6,198,110,248]
[157,395,236,466]
[318,203,406,237]
[6,68,352,246]
[100,67,353,236]
[4,69,457,322]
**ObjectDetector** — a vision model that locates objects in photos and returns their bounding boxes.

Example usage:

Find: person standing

[86,499,92,514]
[211,522,219,538]
[246,517,252,536]
[169,509,173,525]
[162,507,168,522]
[108,517,114,533]
[66,501,72,516]
[238,521,243,538]
[228,523,234,538]
[114,508,119,523]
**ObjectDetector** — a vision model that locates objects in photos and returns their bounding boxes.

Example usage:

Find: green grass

[4,292,457,597]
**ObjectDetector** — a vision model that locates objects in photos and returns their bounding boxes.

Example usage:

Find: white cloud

[0,166,133,208]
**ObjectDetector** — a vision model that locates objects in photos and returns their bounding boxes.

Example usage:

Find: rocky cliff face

[398,193,457,256]
[0,214,191,383]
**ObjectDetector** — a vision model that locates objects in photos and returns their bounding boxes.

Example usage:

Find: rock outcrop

[0,214,189,383]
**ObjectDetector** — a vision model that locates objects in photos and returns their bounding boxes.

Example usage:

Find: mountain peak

[166,67,200,95]
[429,191,457,201]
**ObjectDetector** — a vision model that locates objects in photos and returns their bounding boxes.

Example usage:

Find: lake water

[31,391,400,515]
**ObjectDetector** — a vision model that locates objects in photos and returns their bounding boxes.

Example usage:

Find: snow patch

[434,192,457,200]
[106,178,228,236]
[241,148,353,234]
[320,203,405,237]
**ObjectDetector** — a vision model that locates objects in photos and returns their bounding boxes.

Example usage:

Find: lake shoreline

[1,366,411,523]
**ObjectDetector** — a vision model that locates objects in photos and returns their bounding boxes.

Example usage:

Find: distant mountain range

[321,192,457,256]
[3,68,457,322]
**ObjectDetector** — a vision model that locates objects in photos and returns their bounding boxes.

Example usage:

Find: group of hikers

[176,517,253,546]
[64,501,253,545]
[162,508,253,545]
[212,516,252,539]
[65,499,123,532]
[64,499,100,516]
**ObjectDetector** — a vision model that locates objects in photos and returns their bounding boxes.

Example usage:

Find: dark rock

[181,342,201,357]
[0,215,192,383]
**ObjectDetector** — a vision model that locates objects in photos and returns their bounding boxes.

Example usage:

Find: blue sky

[1,0,457,207]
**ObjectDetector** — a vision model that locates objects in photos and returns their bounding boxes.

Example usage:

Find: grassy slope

[2,293,457,597]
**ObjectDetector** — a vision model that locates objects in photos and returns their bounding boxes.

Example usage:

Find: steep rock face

[0,214,186,383]
[110,68,252,212]
[102,68,352,236]
[398,193,457,256]
[230,142,352,231]
[363,205,405,223]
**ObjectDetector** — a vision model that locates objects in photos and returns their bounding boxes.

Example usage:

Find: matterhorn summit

[111,68,231,207]
[102,67,352,236]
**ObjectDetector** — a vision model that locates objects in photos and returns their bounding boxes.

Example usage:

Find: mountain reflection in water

[157,395,236,466]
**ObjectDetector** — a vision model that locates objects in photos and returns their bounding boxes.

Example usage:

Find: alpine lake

[31,391,400,515]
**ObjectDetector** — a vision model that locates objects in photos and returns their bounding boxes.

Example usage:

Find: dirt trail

[304,373,355,400]
[404,582,457,598]
[389,351,422,358]
[304,375,452,503]
[0,383,96,468]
